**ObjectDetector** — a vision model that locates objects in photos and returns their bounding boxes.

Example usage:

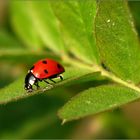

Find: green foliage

[59,85,139,122]
[95,0,140,83]
[50,0,99,64]
[1,0,140,138]
[10,1,42,50]
[28,1,66,55]
[0,30,20,48]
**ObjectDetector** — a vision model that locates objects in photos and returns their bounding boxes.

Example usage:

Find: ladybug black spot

[57,64,61,69]
[42,60,47,64]
[44,69,48,74]
[30,65,34,70]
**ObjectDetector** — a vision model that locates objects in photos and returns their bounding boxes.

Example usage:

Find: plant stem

[64,55,140,93]
[98,66,140,93]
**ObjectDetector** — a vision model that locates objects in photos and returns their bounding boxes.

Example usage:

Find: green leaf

[129,1,140,34]
[27,1,66,55]
[58,85,140,122]
[95,0,140,83]
[10,1,42,50]
[0,30,20,48]
[0,49,59,65]
[50,0,99,64]
[0,67,98,104]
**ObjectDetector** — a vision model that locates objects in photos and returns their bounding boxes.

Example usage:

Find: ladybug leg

[59,75,63,80]
[43,79,53,89]
[35,81,40,89]
[44,79,52,85]
[49,78,56,83]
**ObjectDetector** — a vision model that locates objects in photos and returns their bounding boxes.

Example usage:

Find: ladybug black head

[24,83,32,91]
[24,72,36,92]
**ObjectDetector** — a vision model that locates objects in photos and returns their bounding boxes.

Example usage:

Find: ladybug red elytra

[24,58,65,92]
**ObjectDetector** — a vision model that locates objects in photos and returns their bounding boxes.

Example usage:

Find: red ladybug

[25,58,65,92]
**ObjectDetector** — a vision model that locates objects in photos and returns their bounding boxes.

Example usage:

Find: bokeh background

[0,0,140,139]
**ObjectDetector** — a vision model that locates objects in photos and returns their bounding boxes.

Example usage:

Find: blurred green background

[0,0,140,139]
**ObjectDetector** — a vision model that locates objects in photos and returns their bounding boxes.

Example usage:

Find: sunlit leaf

[95,0,140,83]
[50,0,99,64]
[28,1,66,55]
[10,1,42,50]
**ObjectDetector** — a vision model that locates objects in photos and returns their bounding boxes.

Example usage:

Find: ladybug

[24,58,65,92]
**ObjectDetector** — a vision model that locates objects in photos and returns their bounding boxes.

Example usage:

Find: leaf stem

[98,66,140,93]
[63,55,140,93]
